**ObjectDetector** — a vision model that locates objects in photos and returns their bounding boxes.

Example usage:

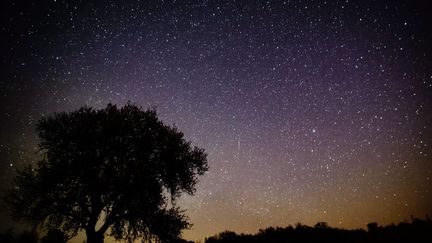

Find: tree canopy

[5,103,208,243]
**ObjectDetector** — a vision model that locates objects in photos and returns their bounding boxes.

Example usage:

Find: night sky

[1,0,431,242]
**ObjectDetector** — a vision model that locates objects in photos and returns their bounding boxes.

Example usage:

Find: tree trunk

[86,231,104,243]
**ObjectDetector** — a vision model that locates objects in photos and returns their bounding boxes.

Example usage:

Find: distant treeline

[1,217,431,242]
[205,217,432,243]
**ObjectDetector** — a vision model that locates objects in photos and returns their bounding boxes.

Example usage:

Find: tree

[4,103,208,243]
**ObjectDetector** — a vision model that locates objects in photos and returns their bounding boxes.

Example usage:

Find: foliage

[4,103,208,243]
[205,217,432,243]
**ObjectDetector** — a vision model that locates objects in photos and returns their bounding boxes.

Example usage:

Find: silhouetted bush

[205,217,432,243]
[40,229,68,243]
[0,230,38,243]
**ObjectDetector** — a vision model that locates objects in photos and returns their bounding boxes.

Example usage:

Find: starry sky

[1,0,432,242]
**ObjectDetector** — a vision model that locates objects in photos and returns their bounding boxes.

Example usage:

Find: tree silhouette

[204,217,432,243]
[4,103,208,243]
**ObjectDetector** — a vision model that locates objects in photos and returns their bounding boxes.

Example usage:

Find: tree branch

[97,214,113,234]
